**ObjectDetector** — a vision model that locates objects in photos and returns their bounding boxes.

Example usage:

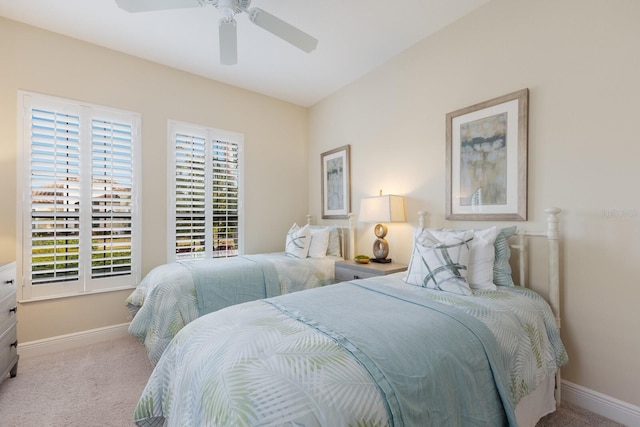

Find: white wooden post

[417,211,427,228]
[544,207,562,408]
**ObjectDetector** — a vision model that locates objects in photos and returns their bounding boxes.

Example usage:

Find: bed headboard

[306,213,355,261]
[417,207,562,407]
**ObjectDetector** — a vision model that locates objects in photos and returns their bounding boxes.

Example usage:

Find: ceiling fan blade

[219,19,238,65]
[115,0,203,13]
[248,7,318,53]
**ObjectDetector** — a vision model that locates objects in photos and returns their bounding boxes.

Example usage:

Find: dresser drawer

[335,266,380,282]
[0,323,18,380]
[0,291,17,338]
[0,262,17,336]
[0,263,16,300]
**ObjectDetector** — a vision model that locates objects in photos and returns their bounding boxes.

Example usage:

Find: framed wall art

[321,145,351,219]
[446,88,528,221]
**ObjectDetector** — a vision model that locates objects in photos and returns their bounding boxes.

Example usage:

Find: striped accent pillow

[405,228,474,295]
[285,223,311,258]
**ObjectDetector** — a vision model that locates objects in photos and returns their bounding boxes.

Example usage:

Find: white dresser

[0,262,18,383]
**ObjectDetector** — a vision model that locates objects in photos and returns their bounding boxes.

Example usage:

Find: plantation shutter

[91,118,134,278]
[175,133,208,259]
[170,122,242,261]
[30,108,82,285]
[211,139,239,257]
[19,92,141,300]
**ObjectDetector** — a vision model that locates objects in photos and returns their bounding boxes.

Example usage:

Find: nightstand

[335,260,407,282]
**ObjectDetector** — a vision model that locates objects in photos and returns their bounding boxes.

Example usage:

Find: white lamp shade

[359,195,406,223]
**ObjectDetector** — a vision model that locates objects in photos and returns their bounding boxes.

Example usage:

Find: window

[18,92,141,300]
[168,121,243,261]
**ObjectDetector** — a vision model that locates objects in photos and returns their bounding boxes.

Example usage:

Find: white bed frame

[306,213,356,261]
[309,208,562,420]
[513,207,562,408]
[417,207,563,412]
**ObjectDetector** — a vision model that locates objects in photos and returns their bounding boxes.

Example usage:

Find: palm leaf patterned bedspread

[126,253,338,365]
[134,274,567,426]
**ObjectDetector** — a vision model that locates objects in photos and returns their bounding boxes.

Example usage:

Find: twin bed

[129,209,567,426]
[126,221,352,364]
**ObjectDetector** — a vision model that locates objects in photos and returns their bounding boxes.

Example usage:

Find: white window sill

[18,285,137,304]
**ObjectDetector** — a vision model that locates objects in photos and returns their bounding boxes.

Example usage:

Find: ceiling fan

[115,0,318,65]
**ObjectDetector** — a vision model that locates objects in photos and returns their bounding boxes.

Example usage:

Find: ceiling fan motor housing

[206,0,251,14]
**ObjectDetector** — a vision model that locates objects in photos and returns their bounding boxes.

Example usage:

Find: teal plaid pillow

[405,229,474,295]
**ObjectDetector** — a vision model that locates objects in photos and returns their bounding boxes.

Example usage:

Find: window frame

[167,120,244,262]
[17,91,142,301]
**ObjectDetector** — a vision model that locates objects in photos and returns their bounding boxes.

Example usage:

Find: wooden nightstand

[335,260,407,282]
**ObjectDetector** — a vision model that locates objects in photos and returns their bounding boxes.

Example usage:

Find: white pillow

[308,227,331,258]
[285,223,311,259]
[436,227,499,290]
[466,226,499,290]
[326,226,341,257]
[404,228,474,295]
[438,226,515,288]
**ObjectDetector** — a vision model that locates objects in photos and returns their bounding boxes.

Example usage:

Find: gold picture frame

[446,89,529,221]
[321,145,351,219]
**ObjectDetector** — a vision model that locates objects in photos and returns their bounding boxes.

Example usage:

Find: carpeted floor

[0,335,154,426]
[0,335,624,426]
[537,402,624,426]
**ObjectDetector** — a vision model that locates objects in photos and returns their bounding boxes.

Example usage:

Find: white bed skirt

[515,373,557,427]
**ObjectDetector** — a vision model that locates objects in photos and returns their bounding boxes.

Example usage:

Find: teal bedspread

[134,275,566,426]
[183,256,280,316]
[268,280,517,426]
[125,253,338,365]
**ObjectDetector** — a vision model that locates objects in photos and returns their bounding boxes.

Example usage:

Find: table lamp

[359,193,406,263]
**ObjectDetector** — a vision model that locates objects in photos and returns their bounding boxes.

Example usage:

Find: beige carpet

[0,335,154,426]
[0,335,624,426]
[537,401,624,427]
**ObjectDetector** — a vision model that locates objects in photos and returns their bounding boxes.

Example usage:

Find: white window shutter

[29,107,82,286]
[175,132,208,259]
[19,92,141,300]
[210,138,239,258]
[90,118,134,279]
[168,121,243,262]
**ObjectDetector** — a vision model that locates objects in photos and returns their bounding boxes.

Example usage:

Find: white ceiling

[0,0,489,107]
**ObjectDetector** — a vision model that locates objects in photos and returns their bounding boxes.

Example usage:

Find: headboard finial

[417,211,427,228]
[348,212,356,228]
[545,207,561,240]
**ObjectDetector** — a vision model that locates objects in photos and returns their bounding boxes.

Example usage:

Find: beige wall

[0,18,309,342]
[309,0,640,408]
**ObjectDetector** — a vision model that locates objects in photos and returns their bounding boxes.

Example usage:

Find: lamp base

[370,258,392,264]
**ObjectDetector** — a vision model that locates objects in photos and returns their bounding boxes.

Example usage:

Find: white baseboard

[562,380,640,426]
[17,323,131,360]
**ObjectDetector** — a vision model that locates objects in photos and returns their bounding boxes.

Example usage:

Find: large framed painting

[446,89,528,221]
[321,145,351,219]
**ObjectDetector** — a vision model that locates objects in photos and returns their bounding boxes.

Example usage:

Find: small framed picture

[446,89,528,220]
[321,145,351,219]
